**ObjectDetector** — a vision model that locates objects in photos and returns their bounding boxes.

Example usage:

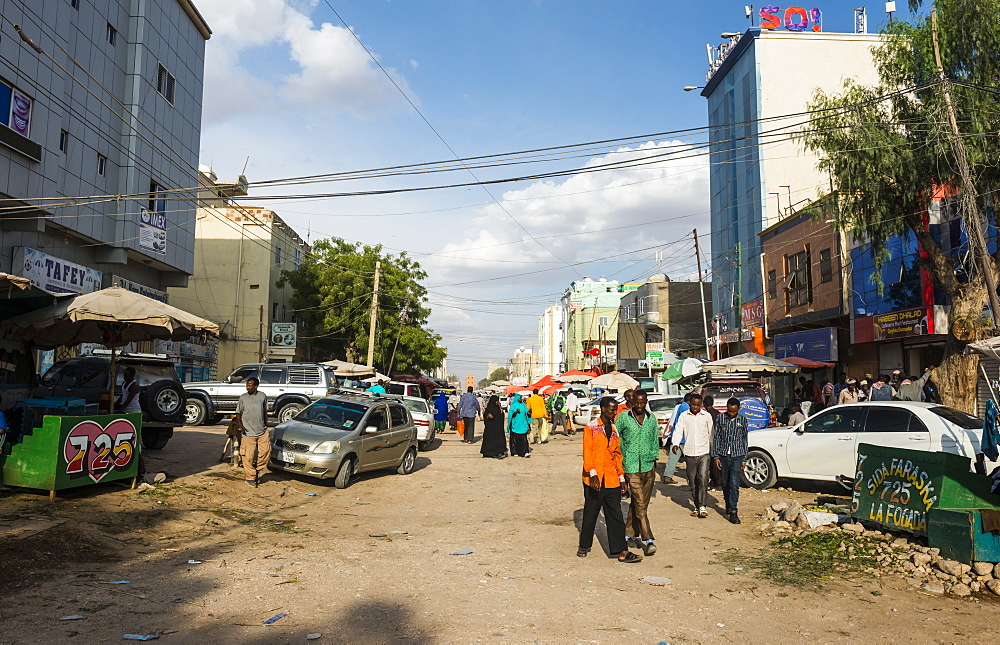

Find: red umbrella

[528,375,560,390]
[781,356,835,369]
[504,384,522,395]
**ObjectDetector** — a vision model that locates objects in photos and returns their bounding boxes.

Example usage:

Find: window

[802,408,866,433]
[294,248,301,270]
[227,367,258,383]
[258,366,286,385]
[249,284,260,290]
[97,154,107,176]
[365,408,388,432]
[272,302,278,320]
[156,63,175,103]
[389,405,408,428]
[0,79,33,137]
[767,270,777,299]
[70,0,79,8]
[148,181,165,214]
[863,407,923,433]
[784,248,812,308]
[598,316,609,327]
[819,248,833,284]
[107,23,117,46]
[274,245,281,265]
[59,129,68,153]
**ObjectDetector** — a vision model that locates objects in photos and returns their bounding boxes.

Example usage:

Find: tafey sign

[14,247,102,293]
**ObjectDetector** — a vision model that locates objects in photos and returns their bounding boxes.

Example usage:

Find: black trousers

[579,484,627,554]
[463,416,476,442]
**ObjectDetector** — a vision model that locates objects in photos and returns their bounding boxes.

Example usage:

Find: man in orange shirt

[526,389,549,444]
[577,396,643,563]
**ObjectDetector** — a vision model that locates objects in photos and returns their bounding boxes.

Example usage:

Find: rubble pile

[754,500,1000,597]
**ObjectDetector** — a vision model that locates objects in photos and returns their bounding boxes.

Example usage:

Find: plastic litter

[59,615,86,621]
[801,509,838,529]
[390,531,407,534]
[450,549,473,555]
[273,521,285,525]
[108,581,132,584]
[262,613,287,625]
[639,576,673,586]
[306,634,322,640]
[305,493,317,496]
[354,502,370,505]
[716,623,726,628]
[136,483,156,492]
[187,560,202,564]
[733,567,744,571]
[123,635,159,641]
[368,533,388,538]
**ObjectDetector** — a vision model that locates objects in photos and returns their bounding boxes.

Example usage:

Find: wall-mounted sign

[775,327,838,362]
[760,6,823,32]
[270,322,297,347]
[139,207,167,255]
[568,300,583,310]
[9,88,32,136]
[15,247,102,294]
[111,275,168,303]
[873,306,933,342]
[741,300,764,329]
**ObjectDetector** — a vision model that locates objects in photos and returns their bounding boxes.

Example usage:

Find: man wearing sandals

[577,397,643,563]
[671,394,714,518]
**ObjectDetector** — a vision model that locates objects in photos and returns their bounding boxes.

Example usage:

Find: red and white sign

[742,300,764,329]
[63,418,137,483]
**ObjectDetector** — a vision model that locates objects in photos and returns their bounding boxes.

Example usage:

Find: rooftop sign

[760,6,823,32]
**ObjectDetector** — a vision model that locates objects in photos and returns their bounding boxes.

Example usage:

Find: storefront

[852,305,947,378]
[773,327,839,407]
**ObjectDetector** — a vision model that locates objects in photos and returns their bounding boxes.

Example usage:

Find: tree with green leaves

[799,0,1000,411]
[488,366,510,382]
[278,238,446,374]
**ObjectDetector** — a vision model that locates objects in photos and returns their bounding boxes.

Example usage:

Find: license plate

[277,450,296,463]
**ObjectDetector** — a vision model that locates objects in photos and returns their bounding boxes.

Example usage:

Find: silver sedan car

[270,393,419,488]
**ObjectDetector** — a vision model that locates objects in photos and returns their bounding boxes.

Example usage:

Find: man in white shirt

[671,394,714,518]
[565,391,579,435]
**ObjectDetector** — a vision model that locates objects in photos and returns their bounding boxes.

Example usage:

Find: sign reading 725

[63,419,138,483]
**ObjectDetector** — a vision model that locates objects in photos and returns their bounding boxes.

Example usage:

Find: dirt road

[1,423,996,643]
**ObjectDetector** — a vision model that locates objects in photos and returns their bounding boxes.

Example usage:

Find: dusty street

[1,423,997,643]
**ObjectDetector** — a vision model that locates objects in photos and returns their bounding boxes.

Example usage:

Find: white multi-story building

[537,305,563,377]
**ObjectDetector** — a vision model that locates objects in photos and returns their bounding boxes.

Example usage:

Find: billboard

[873,307,933,342]
[270,322,297,347]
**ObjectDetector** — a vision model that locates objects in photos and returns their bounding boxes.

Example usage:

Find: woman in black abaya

[480,395,507,459]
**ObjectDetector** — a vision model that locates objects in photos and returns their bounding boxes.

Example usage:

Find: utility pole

[258,304,264,362]
[387,296,410,375]
[366,260,382,367]
[932,9,1000,329]
[693,229,711,355]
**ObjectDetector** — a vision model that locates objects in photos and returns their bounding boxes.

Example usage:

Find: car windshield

[929,406,983,429]
[649,397,682,412]
[297,399,368,429]
[402,399,428,414]
[386,383,409,396]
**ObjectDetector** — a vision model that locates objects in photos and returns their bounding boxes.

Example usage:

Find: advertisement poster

[741,299,764,329]
[873,307,932,341]
[270,322,297,347]
[9,89,31,136]
[139,207,167,255]
[775,327,839,362]
[15,247,102,294]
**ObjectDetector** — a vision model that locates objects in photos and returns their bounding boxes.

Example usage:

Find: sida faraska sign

[759,6,823,32]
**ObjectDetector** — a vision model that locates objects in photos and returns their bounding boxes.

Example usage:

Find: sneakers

[698,506,708,519]
[661,476,676,484]
[642,540,657,556]
[728,512,741,524]
[245,479,258,488]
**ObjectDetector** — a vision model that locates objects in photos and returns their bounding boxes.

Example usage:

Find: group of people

[785,367,937,421]
[577,389,751,563]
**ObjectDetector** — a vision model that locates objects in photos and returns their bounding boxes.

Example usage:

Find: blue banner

[774,327,837,362]
[739,397,771,431]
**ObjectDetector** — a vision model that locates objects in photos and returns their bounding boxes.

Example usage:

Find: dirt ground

[1,422,998,643]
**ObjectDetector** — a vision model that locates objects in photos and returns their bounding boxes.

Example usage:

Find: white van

[386,381,424,399]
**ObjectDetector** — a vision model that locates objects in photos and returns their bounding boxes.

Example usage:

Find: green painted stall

[1,413,142,500]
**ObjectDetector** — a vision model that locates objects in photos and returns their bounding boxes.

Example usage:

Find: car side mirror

[365,426,379,434]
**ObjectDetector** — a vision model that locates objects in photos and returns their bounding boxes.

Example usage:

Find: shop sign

[111,275,168,303]
[741,300,764,329]
[270,322,297,347]
[873,306,933,341]
[759,6,823,32]
[179,342,214,360]
[139,207,167,255]
[64,417,138,484]
[775,327,838,362]
[568,300,583,310]
[852,443,941,535]
[15,247,102,294]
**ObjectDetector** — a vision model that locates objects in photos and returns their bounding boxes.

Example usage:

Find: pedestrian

[616,389,635,416]
[448,390,460,432]
[671,394,714,518]
[480,395,507,458]
[797,377,813,416]
[458,386,481,443]
[367,379,387,394]
[787,402,806,426]
[115,366,141,414]
[838,378,860,404]
[703,395,721,491]
[433,391,449,435]
[551,389,568,435]
[869,374,894,401]
[234,376,269,488]
[858,379,871,402]
[526,388,549,444]
[565,389,580,435]
[616,390,660,556]
[577,396,643,563]
[661,392,691,484]
[809,379,825,413]
[506,393,531,457]
[712,397,749,524]
[832,373,849,402]
[898,367,934,401]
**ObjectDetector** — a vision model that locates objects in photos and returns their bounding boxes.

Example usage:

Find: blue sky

[194,1,912,378]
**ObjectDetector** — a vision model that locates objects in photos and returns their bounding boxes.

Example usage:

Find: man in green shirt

[616,390,660,555]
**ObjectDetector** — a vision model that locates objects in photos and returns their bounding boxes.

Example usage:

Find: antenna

[745,5,755,26]
[854,7,867,34]
[885,1,896,24]
[241,156,250,175]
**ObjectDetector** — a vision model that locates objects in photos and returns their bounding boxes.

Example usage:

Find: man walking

[565,390,579,435]
[235,376,269,488]
[661,392,691,484]
[527,388,549,444]
[458,386,481,443]
[712,398,749,524]
[550,389,568,436]
[616,390,660,555]
[671,394,714,518]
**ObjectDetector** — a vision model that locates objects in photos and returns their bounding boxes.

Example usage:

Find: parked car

[183,363,339,426]
[401,395,436,450]
[648,394,684,436]
[571,392,671,427]
[386,381,424,399]
[32,353,186,450]
[269,392,419,487]
[741,402,997,490]
[700,379,773,430]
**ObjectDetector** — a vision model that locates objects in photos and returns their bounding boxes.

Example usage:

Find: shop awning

[0,275,72,318]
[781,356,835,369]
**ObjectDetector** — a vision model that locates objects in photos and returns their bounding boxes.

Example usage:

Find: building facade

[617,274,711,372]
[702,28,881,335]
[562,277,637,371]
[508,346,539,386]
[167,169,309,377]
[537,305,563,377]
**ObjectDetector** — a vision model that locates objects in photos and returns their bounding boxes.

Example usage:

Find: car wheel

[141,429,170,450]
[742,449,778,490]
[207,414,224,425]
[184,398,207,426]
[418,441,427,451]
[278,402,305,423]
[143,380,185,422]
[334,457,355,489]
[397,447,417,475]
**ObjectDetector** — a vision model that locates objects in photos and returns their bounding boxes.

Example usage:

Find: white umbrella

[589,372,640,391]
[702,352,799,374]
[321,359,376,377]
[491,379,511,386]
[661,357,704,381]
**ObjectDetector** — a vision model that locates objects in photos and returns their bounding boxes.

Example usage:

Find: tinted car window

[864,407,921,433]
[259,366,286,384]
[80,361,107,387]
[803,408,866,433]
[402,399,428,414]
[390,405,408,427]
[299,399,367,429]
[55,363,81,386]
[228,367,258,384]
[115,363,177,387]
[929,406,984,429]
[366,409,387,431]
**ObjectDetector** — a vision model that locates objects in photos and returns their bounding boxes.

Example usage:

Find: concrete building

[167,168,309,377]
[701,25,881,337]
[508,346,539,385]
[617,274,711,372]
[537,305,563,377]
[0,1,210,295]
[561,277,638,371]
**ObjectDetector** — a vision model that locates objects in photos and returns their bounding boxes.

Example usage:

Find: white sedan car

[401,396,435,451]
[742,402,995,490]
